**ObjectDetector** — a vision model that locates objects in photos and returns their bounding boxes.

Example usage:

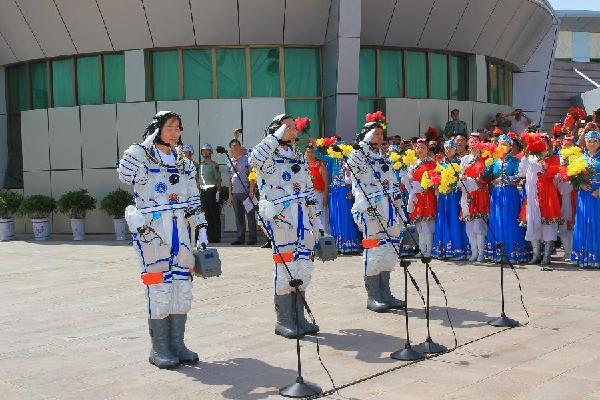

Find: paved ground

[1,235,600,400]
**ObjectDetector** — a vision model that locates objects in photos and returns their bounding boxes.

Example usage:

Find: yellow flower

[494,145,509,160]
[560,146,582,159]
[390,152,401,163]
[248,168,257,182]
[420,171,433,189]
[485,158,494,167]
[402,149,417,166]
[435,163,443,173]
[393,161,403,170]
[339,144,352,156]
[327,146,343,160]
[438,184,450,194]
[315,138,325,147]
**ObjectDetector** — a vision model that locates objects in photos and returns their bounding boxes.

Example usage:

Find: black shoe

[231,241,244,245]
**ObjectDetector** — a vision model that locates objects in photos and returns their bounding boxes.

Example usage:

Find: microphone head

[216,146,227,154]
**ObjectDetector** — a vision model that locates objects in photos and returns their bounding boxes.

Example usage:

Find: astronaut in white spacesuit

[248,114,322,339]
[347,122,405,313]
[118,111,208,368]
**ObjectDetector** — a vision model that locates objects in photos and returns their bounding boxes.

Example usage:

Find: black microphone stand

[336,145,426,361]
[216,146,322,398]
[416,256,447,354]
[441,152,522,328]
[488,243,519,327]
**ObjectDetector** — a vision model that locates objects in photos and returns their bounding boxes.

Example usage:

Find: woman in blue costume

[571,131,600,268]
[485,135,530,263]
[432,140,469,260]
[316,145,362,254]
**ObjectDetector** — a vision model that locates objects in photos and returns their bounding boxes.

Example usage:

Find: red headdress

[294,117,311,132]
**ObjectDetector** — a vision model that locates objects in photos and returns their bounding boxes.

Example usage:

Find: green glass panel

[406,51,427,98]
[284,48,320,97]
[359,48,376,97]
[31,62,48,109]
[152,50,180,101]
[250,48,280,97]
[7,65,29,112]
[4,114,22,188]
[216,48,246,98]
[379,50,403,97]
[357,99,376,131]
[450,55,467,101]
[488,63,499,104]
[430,53,448,100]
[285,99,321,150]
[103,54,125,103]
[183,49,212,99]
[77,56,101,105]
[498,65,506,105]
[52,58,75,107]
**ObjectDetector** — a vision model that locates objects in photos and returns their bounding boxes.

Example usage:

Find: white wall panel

[125,50,146,102]
[448,101,473,133]
[493,1,537,62]
[54,0,112,54]
[144,0,195,48]
[360,0,395,45]
[0,35,17,65]
[419,0,470,50]
[156,100,199,156]
[513,71,550,112]
[15,0,75,57]
[509,11,553,68]
[385,0,434,47]
[81,104,118,169]
[284,0,330,45]
[83,168,120,233]
[21,109,49,172]
[189,0,239,45]
[50,169,84,233]
[0,0,43,61]
[473,0,522,57]
[116,102,156,155]
[386,98,419,139]
[447,0,496,54]
[97,0,152,51]
[197,99,241,165]
[238,0,284,44]
[49,107,81,170]
[242,98,285,149]
[23,170,51,196]
[419,99,449,135]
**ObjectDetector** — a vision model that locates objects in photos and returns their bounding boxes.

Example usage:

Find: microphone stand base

[390,345,425,361]
[417,337,447,354]
[279,377,322,398]
[488,313,519,328]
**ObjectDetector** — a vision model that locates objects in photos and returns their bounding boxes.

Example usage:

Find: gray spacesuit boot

[274,294,298,338]
[148,317,179,369]
[379,271,406,309]
[169,314,199,363]
[364,274,390,312]
[296,291,319,336]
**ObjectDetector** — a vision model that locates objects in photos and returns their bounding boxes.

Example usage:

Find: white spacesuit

[347,122,405,313]
[117,111,207,369]
[248,114,321,339]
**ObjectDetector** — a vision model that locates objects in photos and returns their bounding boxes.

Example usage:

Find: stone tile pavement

[1,237,599,399]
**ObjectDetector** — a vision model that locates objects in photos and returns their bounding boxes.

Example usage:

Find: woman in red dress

[407,138,438,257]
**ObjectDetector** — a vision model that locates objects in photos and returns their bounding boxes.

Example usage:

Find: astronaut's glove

[360,129,376,146]
[141,127,159,149]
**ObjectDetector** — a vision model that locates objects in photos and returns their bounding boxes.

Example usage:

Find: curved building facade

[0,0,558,234]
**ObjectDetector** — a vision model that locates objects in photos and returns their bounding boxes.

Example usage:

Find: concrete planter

[31,218,50,240]
[70,218,85,241]
[113,218,128,241]
[0,217,14,241]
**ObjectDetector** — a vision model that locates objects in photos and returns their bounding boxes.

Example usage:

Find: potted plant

[57,189,97,241]
[19,195,56,240]
[0,191,23,241]
[100,189,133,241]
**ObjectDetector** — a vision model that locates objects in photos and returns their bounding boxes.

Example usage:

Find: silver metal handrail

[574,68,600,88]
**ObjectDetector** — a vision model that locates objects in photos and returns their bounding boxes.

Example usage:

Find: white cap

[182,144,194,153]
[201,143,213,151]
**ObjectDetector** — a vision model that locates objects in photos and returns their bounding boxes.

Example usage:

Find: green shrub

[57,189,97,219]
[19,195,56,219]
[100,189,133,219]
[0,191,23,218]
